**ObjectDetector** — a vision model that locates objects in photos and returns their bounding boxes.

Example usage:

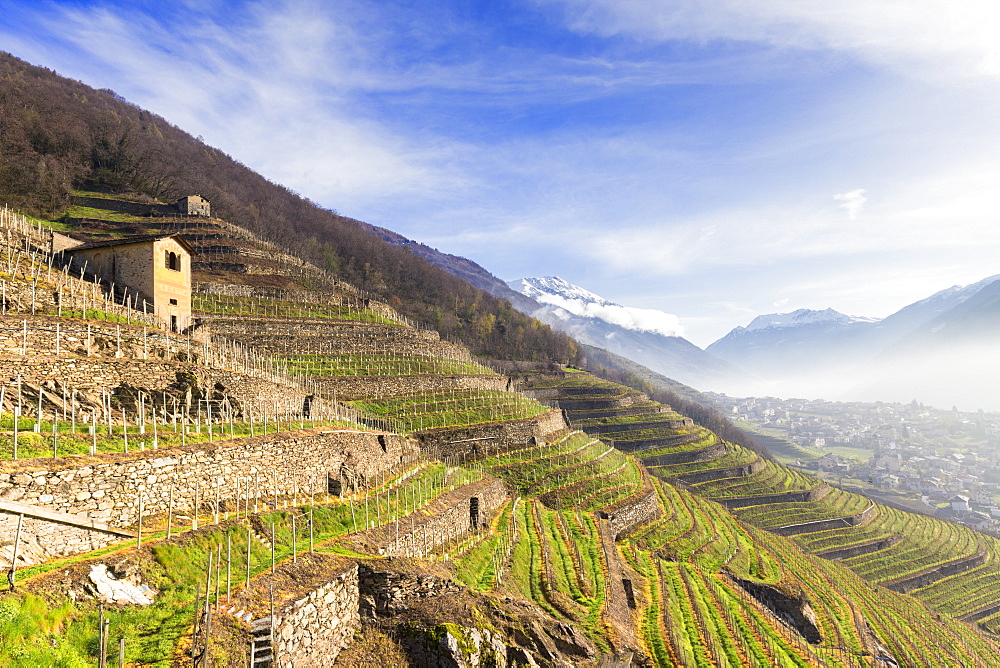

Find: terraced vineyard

[349,389,549,433]
[280,353,492,377]
[3,198,1000,666]
[517,368,1000,660]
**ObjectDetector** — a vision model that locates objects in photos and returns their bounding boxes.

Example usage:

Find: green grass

[349,389,548,433]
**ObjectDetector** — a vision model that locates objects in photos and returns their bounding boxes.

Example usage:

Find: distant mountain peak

[508,276,684,338]
[511,276,615,308]
[744,307,880,332]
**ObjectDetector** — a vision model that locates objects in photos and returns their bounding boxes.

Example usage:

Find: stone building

[176,195,211,217]
[65,234,193,332]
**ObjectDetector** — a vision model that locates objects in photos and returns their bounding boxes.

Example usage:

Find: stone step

[250,615,273,632]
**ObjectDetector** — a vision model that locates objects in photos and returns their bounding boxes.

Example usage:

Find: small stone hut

[65,234,193,332]
[176,195,211,217]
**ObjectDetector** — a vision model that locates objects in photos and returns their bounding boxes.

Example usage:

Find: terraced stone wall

[602,487,661,539]
[0,428,416,565]
[382,477,508,557]
[0,316,185,358]
[206,328,470,360]
[769,501,876,537]
[319,373,508,399]
[584,418,694,434]
[416,409,568,460]
[358,564,464,617]
[272,562,360,668]
[0,357,321,418]
[716,483,831,509]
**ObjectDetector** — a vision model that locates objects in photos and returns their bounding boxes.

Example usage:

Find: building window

[169,299,178,306]
[166,251,180,271]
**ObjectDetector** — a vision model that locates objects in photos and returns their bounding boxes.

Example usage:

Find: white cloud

[834,189,867,220]
[541,0,1000,79]
[530,292,685,337]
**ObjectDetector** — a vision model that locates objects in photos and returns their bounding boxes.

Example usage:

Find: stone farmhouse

[176,194,211,217]
[63,234,193,332]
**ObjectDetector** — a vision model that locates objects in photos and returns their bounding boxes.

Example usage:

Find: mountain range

[707,275,1000,408]
[371,217,1000,409]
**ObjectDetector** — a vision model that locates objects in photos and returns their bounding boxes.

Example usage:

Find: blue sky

[3,0,1000,346]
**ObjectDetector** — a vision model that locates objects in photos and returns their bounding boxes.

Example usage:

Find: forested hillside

[0,52,576,363]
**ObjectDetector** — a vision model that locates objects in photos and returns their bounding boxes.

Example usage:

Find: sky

[3,0,1000,347]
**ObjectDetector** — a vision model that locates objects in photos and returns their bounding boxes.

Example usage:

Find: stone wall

[70,194,176,217]
[610,433,715,453]
[672,457,766,485]
[318,373,508,400]
[557,394,644,411]
[601,485,662,539]
[583,417,694,435]
[816,535,903,561]
[416,409,568,461]
[0,355,324,420]
[358,564,464,617]
[715,483,832,510]
[381,477,508,557]
[204,328,471,361]
[272,562,360,668]
[768,500,875,537]
[0,428,416,566]
[638,441,727,466]
[883,541,988,594]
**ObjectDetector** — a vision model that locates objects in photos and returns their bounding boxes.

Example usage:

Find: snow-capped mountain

[508,276,751,391]
[743,308,880,332]
[708,274,1000,409]
[508,276,684,338]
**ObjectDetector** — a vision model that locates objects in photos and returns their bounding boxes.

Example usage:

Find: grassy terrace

[646,444,756,478]
[348,389,548,433]
[573,411,689,427]
[733,487,871,528]
[689,460,818,498]
[0,415,360,461]
[630,428,718,454]
[842,510,980,583]
[280,353,492,377]
[192,293,399,324]
[917,539,1000,620]
[507,501,609,648]
[526,374,627,391]
[788,501,985,585]
[487,434,606,493]
[565,401,662,420]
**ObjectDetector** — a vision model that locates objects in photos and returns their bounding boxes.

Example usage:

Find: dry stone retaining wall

[0,428,415,566]
[205,329,471,360]
[358,564,464,617]
[769,500,876,537]
[318,373,507,399]
[272,562,360,668]
[417,409,568,461]
[672,458,765,486]
[602,486,662,539]
[0,357,322,418]
[639,441,727,466]
[716,483,832,510]
[382,477,508,557]
[584,418,694,435]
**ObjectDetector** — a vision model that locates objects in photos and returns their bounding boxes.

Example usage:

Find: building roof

[66,233,194,254]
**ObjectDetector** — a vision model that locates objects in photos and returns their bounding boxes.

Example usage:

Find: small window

[166,251,180,271]
[169,299,178,306]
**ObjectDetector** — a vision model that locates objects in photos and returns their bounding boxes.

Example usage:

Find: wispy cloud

[834,189,867,220]
[539,0,1000,79]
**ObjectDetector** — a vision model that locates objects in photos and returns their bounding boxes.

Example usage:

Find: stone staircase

[250,615,274,667]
